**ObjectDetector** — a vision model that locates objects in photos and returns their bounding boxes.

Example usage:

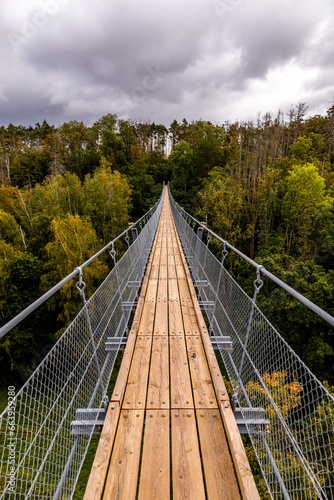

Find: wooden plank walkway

[84,187,260,500]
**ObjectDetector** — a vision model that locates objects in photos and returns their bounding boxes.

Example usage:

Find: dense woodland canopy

[0,104,334,388]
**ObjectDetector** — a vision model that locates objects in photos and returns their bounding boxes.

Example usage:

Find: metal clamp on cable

[109,242,117,261]
[253,265,264,297]
[222,242,228,264]
[75,267,86,297]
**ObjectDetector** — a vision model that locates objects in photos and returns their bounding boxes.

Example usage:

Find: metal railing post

[193,226,204,280]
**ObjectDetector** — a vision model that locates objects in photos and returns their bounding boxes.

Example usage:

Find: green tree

[0,253,52,379]
[123,146,156,216]
[83,160,132,242]
[93,114,125,166]
[43,214,108,323]
[257,256,334,382]
[23,173,84,257]
[289,133,326,163]
[282,163,326,257]
[169,140,194,193]
[0,209,22,247]
[59,121,91,178]
[198,167,247,248]
[189,121,225,179]
[10,147,51,188]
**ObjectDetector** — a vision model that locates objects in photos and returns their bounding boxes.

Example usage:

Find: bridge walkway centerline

[84,186,259,500]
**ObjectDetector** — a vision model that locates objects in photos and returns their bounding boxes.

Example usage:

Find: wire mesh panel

[0,193,163,499]
[170,192,334,500]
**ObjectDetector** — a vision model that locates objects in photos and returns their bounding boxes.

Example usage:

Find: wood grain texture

[186,335,218,409]
[138,244,160,335]
[220,402,260,500]
[168,252,184,336]
[171,410,206,500]
[138,295,156,335]
[170,336,193,409]
[83,403,120,500]
[171,217,230,402]
[103,410,144,500]
[147,336,169,409]
[154,263,168,335]
[168,295,184,336]
[138,411,170,500]
[176,266,199,335]
[130,221,160,333]
[196,409,241,500]
[122,336,152,409]
[111,331,137,403]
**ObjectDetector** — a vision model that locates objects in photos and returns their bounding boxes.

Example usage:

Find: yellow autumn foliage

[246,371,303,421]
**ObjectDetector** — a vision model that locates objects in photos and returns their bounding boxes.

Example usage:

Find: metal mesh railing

[170,189,334,500]
[0,191,163,499]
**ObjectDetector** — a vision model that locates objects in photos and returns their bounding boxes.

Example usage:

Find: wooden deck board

[102,410,144,500]
[147,336,169,409]
[196,409,241,500]
[170,336,193,409]
[122,336,152,409]
[138,410,170,500]
[171,410,206,500]
[186,335,218,409]
[83,403,120,500]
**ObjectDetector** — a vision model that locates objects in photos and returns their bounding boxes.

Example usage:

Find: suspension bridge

[0,185,333,499]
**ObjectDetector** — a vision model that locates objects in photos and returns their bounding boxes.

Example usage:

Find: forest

[0,104,334,392]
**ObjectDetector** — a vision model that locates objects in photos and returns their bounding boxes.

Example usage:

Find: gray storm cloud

[0,0,333,126]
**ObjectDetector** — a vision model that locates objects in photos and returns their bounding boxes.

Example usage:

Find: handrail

[169,189,334,328]
[0,195,162,339]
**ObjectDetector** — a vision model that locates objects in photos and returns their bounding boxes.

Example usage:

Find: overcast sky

[0,0,333,127]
